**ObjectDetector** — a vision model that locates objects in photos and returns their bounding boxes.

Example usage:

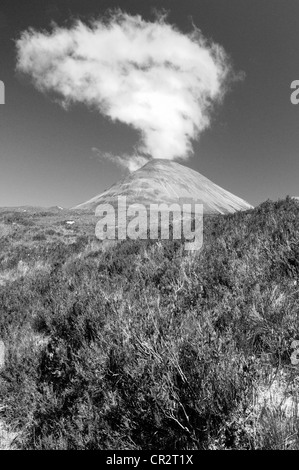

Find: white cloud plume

[92,148,149,173]
[16,11,235,167]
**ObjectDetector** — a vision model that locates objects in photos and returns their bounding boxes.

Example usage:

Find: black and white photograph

[1,0,299,454]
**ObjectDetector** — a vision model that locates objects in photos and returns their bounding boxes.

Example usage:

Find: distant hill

[0,206,65,213]
[73,159,253,214]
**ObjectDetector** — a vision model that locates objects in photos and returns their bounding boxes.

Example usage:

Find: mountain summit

[73,159,253,214]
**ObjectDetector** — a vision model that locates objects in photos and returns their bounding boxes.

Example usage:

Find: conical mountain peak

[73,159,253,214]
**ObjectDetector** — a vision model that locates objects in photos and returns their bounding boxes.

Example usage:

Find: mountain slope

[73,159,253,214]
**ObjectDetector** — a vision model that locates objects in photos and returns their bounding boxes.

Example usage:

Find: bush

[1,198,299,449]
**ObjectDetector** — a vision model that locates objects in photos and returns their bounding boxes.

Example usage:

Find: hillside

[0,198,299,449]
[74,159,253,214]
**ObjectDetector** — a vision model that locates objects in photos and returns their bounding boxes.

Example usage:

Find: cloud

[92,148,149,173]
[16,11,236,168]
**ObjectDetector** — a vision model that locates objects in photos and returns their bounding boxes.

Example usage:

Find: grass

[0,198,299,449]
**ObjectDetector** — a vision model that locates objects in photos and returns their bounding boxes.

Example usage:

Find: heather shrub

[1,198,299,449]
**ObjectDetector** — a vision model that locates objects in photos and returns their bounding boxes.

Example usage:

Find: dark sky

[0,0,299,208]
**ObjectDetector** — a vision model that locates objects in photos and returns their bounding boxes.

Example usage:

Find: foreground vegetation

[1,198,299,449]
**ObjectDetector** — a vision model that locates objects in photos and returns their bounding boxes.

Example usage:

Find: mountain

[73,159,253,214]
